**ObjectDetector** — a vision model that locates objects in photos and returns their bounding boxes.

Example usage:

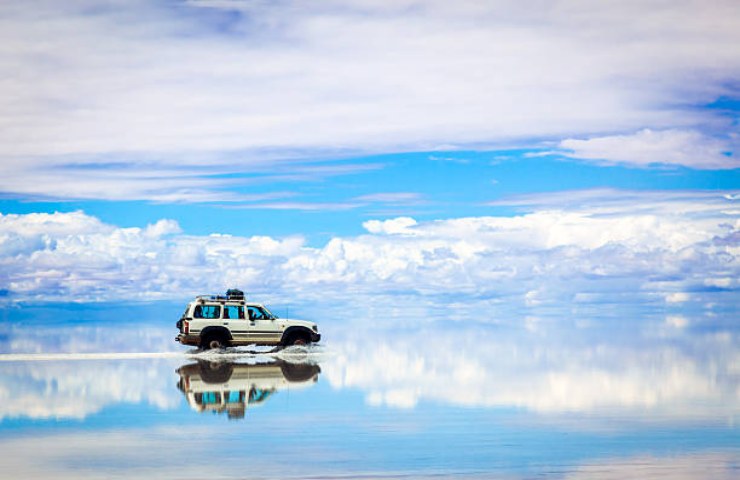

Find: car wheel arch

[281,326,313,346]
[199,326,232,348]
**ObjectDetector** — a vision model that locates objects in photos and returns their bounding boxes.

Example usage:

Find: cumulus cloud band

[0,189,737,305]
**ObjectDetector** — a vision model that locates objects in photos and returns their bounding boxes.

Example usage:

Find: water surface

[0,301,737,478]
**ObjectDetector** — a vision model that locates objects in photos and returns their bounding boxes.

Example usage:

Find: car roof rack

[195,289,247,303]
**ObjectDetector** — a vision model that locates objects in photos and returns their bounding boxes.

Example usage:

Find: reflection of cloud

[2,291,739,425]
[0,352,323,420]
[0,422,736,479]
[1,190,738,305]
[0,427,270,480]
[323,322,740,423]
[0,314,737,478]
[566,453,739,480]
[0,359,181,420]
[2,323,179,356]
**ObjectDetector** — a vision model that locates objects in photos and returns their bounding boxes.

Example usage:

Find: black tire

[201,333,228,350]
[284,332,310,347]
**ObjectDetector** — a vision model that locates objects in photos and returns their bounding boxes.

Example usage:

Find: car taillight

[184,321,189,335]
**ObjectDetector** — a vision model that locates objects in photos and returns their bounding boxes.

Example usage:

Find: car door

[246,306,282,344]
[222,304,248,344]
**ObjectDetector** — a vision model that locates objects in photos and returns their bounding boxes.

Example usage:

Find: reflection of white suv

[175,289,321,350]
[176,360,321,419]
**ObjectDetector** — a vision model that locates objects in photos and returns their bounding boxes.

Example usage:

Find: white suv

[175,290,321,349]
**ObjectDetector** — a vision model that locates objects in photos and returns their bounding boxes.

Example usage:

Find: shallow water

[0,302,738,479]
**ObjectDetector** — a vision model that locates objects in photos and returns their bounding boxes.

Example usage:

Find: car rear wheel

[201,334,228,350]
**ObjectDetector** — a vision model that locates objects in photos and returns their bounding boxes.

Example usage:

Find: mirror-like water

[0,301,737,479]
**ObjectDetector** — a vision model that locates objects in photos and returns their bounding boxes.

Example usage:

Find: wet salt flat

[0,301,738,479]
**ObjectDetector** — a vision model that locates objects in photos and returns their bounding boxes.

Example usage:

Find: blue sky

[3,151,737,243]
[0,0,738,305]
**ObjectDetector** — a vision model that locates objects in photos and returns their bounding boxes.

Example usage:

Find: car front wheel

[284,332,310,347]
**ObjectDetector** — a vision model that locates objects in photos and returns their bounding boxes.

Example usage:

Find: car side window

[193,304,221,319]
[223,305,244,320]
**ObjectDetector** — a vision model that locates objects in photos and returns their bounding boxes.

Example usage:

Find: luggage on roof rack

[226,288,245,300]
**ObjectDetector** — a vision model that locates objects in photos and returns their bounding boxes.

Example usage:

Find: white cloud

[362,216,418,235]
[0,190,737,304]
[486,188,740,216]
[0,160,375,204]
[559,129,739,169]
[354,192,423,204]
[225,200,362,211]
[428,155,471,165]
[0,1,738,201]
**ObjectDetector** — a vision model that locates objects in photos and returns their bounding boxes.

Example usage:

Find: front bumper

[311,332,321,343]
